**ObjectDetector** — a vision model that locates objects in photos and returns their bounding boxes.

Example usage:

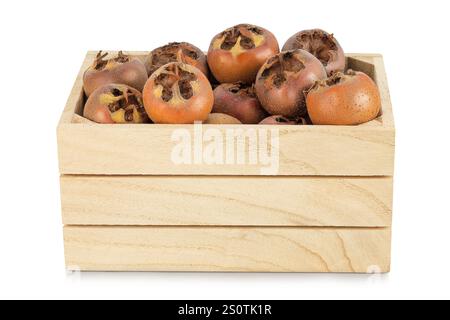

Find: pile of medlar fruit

[82,24,381,126]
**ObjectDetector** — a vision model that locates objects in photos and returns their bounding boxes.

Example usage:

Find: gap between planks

[60,174,393,178]
[63,225,388,230]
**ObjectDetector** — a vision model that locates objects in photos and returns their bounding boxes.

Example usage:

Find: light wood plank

[57,124,394,176]
[61,176,392,227]
[71,114,96,124]
[64,226,391,272]
[347,56,375,78]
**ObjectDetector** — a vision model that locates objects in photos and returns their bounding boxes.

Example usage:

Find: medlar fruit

[83,84,149,124]
[306,70,381,125]
[208,24,280,83]
[259,115,297,125]
[145,42,209,77]
[283,29,345,76]
[255,50,327,118]
[213,82,268,124]
[83,51,148,97]
[204,113,242,124]
[143,62,214,124]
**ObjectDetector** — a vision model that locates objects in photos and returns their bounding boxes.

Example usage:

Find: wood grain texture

[57,53,395,176]
[71,114,96,124]
[64,226,391,272]
[57,124,394,176]
[61,176,393,227]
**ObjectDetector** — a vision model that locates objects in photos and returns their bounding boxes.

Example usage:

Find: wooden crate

[58,52,395,273]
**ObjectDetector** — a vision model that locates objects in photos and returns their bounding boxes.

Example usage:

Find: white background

[1,0,449,300]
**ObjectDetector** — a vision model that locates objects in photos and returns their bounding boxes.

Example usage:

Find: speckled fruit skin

[83,52,148,97]
[213,83,268,124]
[142,62,214,124]
[283,29,346,76]
[255,50,327,118]
[207,24,280,83]
[306,71,381,125]
[204,113,242,124]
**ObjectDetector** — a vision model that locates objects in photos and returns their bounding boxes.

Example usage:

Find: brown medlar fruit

[83,51,148,96]
[204,113,242,124]
[143,62,214,124]
[208,24,280,83]
[83,84,150,124]
[282,29,345,76]
[255,50,327,117]
[213,82,268,124]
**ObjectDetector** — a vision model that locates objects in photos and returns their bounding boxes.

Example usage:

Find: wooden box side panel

[58,124,394,176]
[61,176,393,227]
[64,226,391,273]
[57,53,395,176]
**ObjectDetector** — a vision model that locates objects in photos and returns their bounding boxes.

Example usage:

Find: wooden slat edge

[61,175,393,227]
[57,123,394,176]
[64,226,391,273]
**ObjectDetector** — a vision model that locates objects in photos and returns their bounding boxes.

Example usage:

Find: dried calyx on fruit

[259,115,308,125]
[83,51,148,97]
[255,49,327,118]
[91,51,128,70]
[219,25,264,50]
[143,62,214,124]
[208,24,280,83]
[226,81,255,95]
[310,69,356,89]
[145,42,209,77]
[83,84,149,124]
[259,115,297,125]
[283,29,345,76]
[213,82,268,124]
[155,64,198,102]
[261,52,305,88]
[306,70,381,125]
